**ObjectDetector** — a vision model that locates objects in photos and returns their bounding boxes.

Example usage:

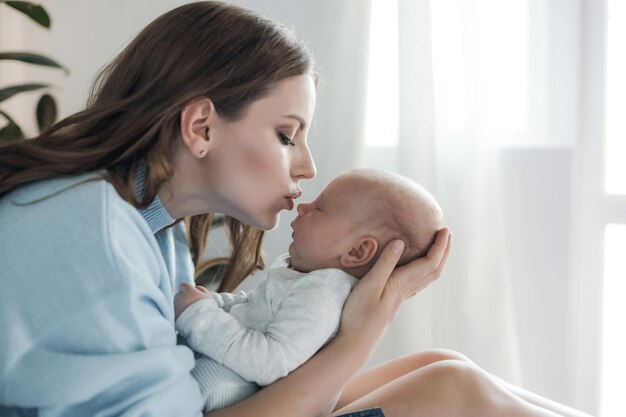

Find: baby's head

[288,168,444,277]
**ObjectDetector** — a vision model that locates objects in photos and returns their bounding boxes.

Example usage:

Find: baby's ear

[340,236,378,269]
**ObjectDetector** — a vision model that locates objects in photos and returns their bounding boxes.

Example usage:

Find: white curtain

[361,0,589,411]
[367,0,521,383]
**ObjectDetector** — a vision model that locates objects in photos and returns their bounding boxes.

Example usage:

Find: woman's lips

[289,190,302,199]
[285,190,302,210]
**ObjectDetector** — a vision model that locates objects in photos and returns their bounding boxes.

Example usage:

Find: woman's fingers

[340,229,452,336]
[359,239,405,299]
[392,228,452,298]
[433,232,452,278]
[339,240,405,338]
[425,227,451,269]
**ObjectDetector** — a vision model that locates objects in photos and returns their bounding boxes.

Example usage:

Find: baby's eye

[277,131,295,146]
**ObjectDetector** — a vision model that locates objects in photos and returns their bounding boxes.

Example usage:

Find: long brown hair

[0,1,316,292]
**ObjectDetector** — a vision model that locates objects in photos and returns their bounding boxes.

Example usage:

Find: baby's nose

[296,202,310,216]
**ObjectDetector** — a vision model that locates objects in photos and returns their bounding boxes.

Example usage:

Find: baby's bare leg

[332,359,561,417]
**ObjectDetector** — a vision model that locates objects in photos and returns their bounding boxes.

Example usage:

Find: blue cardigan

[0,173,203,416]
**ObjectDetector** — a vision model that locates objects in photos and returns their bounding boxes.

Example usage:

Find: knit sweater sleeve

[176,269,354,386]
[0,179,203,416]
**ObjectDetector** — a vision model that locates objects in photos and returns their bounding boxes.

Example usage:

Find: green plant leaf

[0,110,24,143]
[0,1,51,28]
[0,83,49,103]
[36,93,56,132]
[0,109,17,123]
[0,52,68,74]
[0,123,24,142]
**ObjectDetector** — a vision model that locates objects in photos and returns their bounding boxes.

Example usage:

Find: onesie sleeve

[176,270,354,386]
[211,290,249,312]
[0,181,203,417]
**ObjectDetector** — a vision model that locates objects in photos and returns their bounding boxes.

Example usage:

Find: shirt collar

[135,162,176,234]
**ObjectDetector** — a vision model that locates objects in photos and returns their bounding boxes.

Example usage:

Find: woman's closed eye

[277,131,295,146]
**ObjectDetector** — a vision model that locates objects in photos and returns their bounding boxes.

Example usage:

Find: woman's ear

[339,236,379,269]
[180,97,215,158]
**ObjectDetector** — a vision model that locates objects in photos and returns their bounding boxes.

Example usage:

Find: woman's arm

[208,229,452,417]
[0,180,204,416]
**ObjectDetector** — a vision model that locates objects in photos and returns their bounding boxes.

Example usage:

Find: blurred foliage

[0,1,68,143]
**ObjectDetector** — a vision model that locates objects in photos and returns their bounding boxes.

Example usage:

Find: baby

[174,168,444,412]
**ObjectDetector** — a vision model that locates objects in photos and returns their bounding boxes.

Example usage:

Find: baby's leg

[336,349,465,410]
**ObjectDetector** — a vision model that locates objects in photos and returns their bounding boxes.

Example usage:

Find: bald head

[334,168,444,267]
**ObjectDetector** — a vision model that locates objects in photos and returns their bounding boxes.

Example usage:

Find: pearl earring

[199,150,206,157]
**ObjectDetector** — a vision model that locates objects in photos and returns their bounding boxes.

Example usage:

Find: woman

[0,2,590,416]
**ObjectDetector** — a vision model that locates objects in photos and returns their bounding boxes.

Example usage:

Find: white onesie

[175,254,358,412]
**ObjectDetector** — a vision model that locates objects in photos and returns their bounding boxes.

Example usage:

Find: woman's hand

[339,228,452,341]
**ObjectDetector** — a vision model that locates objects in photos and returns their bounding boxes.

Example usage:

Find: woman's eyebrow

[282,114,306,130]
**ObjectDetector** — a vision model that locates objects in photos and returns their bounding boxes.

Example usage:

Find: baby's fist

[174,283,209,319]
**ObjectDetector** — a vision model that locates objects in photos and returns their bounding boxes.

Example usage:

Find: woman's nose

[293,143,316,180]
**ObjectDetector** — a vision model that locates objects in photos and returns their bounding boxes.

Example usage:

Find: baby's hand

[174,283,210,319]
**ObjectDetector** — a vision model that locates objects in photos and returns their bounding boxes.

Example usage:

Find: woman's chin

[249,213,280,231]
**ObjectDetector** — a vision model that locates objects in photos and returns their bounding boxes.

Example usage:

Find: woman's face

[198,75,317,230]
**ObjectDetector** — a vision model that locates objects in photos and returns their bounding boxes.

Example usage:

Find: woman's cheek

[242,144,278,177]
